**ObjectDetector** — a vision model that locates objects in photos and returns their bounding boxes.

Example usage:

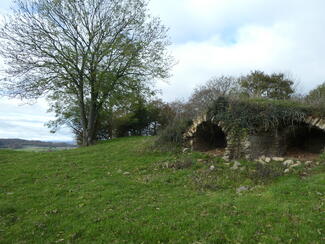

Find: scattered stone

[260,155,266,161]
[283,160,294,167]
[182,148,190,153]
[265,157,271,163]
[290,162,301,168]
[236,186,249,194]
[117,169,123,173]
[284,168,290,173]
[123,172,130,175]
[305,161,313,166]
[209,165,215,171]
[224,163,230,166]
[272,157,285,162]
[6,192,14,195]
[222,156,230,161]
[231,161,241,170]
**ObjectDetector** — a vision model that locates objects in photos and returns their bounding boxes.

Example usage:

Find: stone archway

[192,121,227,151]
[283,117,325,159]
[184,114,325,160]
[184,115,229,156]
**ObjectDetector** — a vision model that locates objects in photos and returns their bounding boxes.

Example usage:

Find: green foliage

[114,98,173,137]
[155,118,192,147]
[1,0,173,146]
[208,97,324,133]
[306,82,325,106]
[0,137,324,243]
[240,70,295,99]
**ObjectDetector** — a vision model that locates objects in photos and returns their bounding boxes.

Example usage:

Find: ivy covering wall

[207,97,325,134]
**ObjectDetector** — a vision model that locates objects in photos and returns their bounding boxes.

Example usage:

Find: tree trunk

[79,103,89,146]
[86,97,99,146]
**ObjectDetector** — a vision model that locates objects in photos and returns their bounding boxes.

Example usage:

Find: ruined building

[184,97,325,160]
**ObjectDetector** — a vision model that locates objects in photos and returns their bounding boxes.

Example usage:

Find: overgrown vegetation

[208,97,325,134]
[156,73,325,147]
[1,137,324,243]
[156,70,303,146]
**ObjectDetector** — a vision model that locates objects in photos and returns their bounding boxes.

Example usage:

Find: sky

[1,0,325,141]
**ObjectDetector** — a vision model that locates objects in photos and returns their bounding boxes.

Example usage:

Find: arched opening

[285,123,325,159]
[192,121,227,154]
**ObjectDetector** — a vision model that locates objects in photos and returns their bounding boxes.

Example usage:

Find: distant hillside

[0,138,76,149]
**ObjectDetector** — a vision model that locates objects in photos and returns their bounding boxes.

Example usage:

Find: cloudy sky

[1,0,325,141]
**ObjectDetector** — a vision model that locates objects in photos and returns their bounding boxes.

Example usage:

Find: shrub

[155,118,192,147]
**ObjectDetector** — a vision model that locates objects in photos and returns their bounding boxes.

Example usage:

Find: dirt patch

[285,147,320,161]
[204,148,226,157]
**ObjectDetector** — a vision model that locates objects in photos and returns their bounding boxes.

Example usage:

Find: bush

[155,118,192,147]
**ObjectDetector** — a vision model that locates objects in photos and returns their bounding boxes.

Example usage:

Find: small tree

[306,82,325,106]
[0,0,173,146]
[188,75,240,116]
[240,71,295,99]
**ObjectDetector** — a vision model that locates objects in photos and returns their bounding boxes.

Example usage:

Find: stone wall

[184,115,325,160]
[248,129,286,159]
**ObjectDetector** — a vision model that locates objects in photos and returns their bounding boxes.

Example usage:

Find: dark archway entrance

[285,123,325,159]
[192,121,227,152]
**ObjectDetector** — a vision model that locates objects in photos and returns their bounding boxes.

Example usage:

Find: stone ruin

[184,112,325,161]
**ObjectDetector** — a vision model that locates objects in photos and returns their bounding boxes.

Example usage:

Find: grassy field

[0,137,324,243]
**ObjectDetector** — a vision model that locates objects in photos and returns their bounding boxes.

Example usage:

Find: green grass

[0,137,324,243]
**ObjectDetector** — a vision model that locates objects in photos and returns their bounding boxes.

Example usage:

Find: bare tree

[188,75,240,116]
[0,0,173,145]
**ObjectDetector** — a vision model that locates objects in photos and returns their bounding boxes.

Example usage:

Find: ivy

[208,97,325,134]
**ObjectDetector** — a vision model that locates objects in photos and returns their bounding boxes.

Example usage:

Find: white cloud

[0,98,73,141]
[152,0,325,101]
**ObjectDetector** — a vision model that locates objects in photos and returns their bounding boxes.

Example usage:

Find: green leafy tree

[113,98,172,137]
[47,79,155,144]
[0,0,173,145]
[240,71,295,99]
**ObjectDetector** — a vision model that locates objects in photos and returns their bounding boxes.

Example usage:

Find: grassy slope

[0,137,324,243]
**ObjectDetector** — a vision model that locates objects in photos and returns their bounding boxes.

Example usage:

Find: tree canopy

[306,82,325,106]
[0,0,173,145]
[240,70,295,99]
